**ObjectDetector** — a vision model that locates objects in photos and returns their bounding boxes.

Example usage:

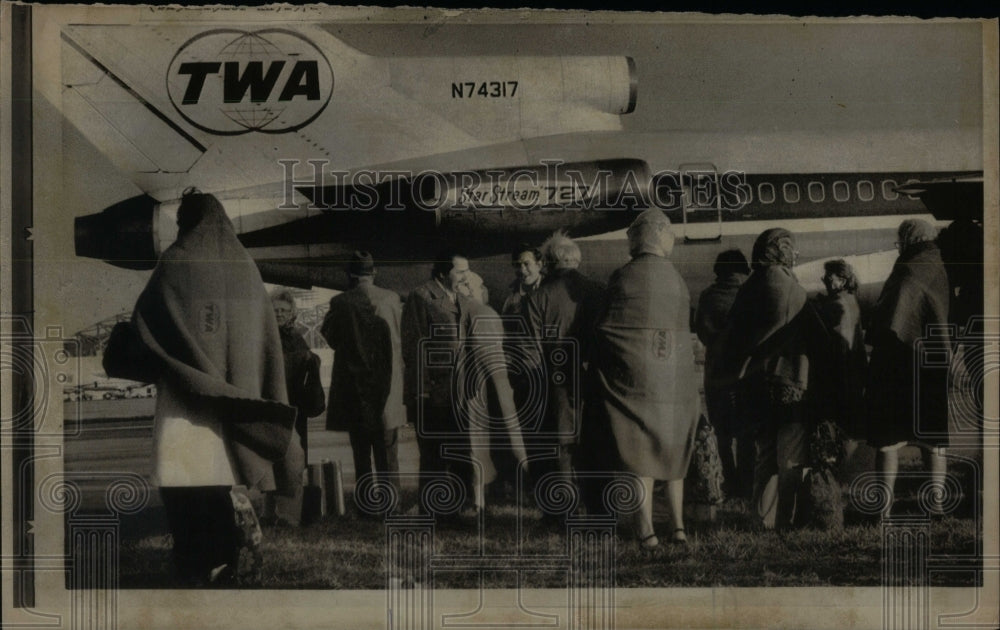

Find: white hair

[460,271,489,305]
[540,231,582,269]
[627,210,673,256]
[269,288,296,310]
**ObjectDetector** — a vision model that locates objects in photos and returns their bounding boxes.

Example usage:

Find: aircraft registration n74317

[56,17,984,308]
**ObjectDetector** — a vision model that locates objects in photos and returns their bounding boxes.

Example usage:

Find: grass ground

[70,347,986,590]
[113,470,980,590]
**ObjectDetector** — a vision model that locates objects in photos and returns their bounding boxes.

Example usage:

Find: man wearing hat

[322,251,406,502]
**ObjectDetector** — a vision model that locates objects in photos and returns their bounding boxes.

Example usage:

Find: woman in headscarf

[717,227,831,529]
[580,209,700,549]
[814,260,867,447]
[866,219,951,515]
[103,189,299,585]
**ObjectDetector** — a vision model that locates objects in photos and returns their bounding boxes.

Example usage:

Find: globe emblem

[217,32,287,132]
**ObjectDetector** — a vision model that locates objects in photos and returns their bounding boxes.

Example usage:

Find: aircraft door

[679,163,722,241]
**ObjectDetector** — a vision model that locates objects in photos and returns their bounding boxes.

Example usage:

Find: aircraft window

[882,179,899,201]
[832,181,850,202]
[807,181,825,203]
[857,180,875,202]
[758,182,775,204]
[782,182,800,203]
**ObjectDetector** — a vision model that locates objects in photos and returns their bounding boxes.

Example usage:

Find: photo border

[2,4,997,629]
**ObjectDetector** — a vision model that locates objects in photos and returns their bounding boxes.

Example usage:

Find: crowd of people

[103,188,981,584]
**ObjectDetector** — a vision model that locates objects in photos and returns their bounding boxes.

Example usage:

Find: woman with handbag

[695,249,752,499]
[717,228,831,530]
[814,260,868,460]
[266,289,326,527]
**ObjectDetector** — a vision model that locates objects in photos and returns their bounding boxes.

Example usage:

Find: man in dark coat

[267,289,325,526]
[502,245,544,321]
[867,219,951,515]
[524,232,604,515]
[401,251,475,515]
[322,252,405,499]
[694,249,751,498]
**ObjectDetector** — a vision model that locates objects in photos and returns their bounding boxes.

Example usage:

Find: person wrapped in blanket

[866,219,951,516]
[103,189,301,586]
[578,209,700,549]
[715,228,834,529]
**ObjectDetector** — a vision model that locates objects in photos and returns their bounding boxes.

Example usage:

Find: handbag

[229,485,264,585]
[684,415,726,506]
[300,352,327,418]
[766,352,809,405]
[102,321,162,383]
[794,419,847,530]
[809,419,847,469]
[795,467,844,530]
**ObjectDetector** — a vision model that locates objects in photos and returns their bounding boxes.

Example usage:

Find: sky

[26,9,987,335]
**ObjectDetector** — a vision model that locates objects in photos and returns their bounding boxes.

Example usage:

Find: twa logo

[167,29,334,135]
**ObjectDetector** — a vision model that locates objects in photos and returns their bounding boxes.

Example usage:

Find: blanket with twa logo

[167,29,333,135]
[103,192,297,493]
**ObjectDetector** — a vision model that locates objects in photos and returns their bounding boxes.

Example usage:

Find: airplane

[63,380,154,401]
[60,20,985,312]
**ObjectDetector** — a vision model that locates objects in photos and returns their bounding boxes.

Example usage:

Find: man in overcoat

[322,252,406,499]
[401,251,476,515]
